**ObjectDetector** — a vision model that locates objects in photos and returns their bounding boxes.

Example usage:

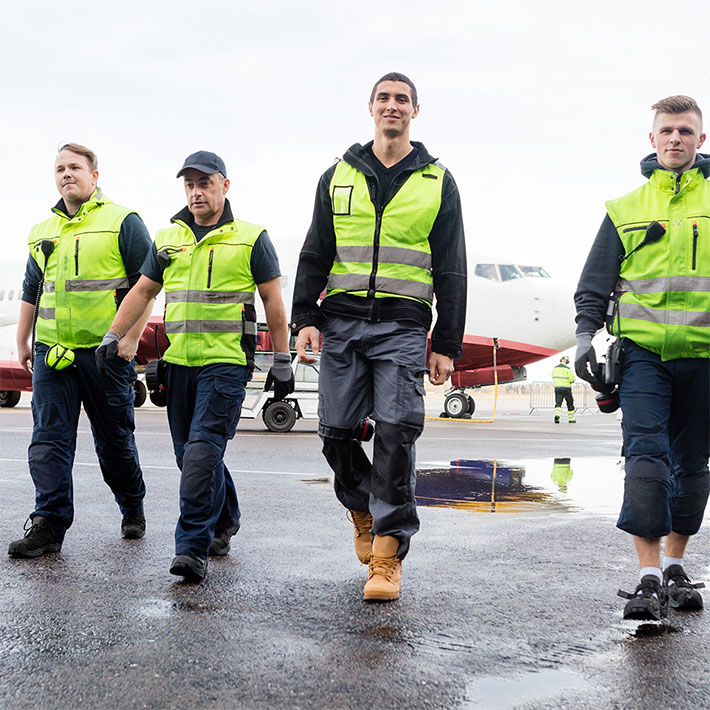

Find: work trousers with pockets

[166,362,249,559]
[617,339,710,539]
[317,315,428,560]
[28,342,146,542]
[554,387,575,421]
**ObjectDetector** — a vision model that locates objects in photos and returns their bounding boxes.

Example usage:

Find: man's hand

[428,352,454,386]
[296,326,320,364]
[264,352,295,401]
[17,341,32,374]
[117,334,140,362]
[95,331,120,375]
[574,332,603,389]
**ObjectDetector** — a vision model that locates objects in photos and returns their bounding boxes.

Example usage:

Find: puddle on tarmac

[416,457,623,514]
[465,668,586,708]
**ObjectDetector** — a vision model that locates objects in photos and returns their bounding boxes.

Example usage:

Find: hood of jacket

[640,152,710,179]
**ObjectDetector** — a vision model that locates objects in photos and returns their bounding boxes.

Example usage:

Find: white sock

[662,556,683,571]
[639,567,662,584]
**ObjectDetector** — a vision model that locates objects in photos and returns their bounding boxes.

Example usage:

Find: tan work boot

[346,509,374,563]
[363,535,402,602]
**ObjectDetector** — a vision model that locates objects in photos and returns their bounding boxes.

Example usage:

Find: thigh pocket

[395,367,426,427]
[204,378,244,439]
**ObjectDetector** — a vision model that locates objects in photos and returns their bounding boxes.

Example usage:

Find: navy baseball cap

[176,150,227,178]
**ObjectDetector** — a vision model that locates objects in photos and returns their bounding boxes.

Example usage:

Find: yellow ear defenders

[45,343,75,371]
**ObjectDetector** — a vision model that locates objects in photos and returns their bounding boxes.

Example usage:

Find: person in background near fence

[551,355,575,424]
[575,95,710,621]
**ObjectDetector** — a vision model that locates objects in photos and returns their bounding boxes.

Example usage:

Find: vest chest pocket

[332,185,353,216]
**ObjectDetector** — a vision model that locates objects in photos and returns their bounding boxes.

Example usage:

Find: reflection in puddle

[416,457,623,514]
[465,668,586,708]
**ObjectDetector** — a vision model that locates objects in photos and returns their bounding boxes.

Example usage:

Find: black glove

[264,352,295,401]
[95,332,120,375]
[574,332,604,390]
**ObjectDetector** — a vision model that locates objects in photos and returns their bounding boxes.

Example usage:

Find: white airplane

[0,257,577,414]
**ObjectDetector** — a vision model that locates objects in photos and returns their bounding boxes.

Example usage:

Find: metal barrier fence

[528,382,596,414]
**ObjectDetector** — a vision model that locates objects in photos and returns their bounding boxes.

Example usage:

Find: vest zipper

[692,222,699,270]
[74,238,80,276]
[676,173,681,193]
[369,211,382,297]
[207,248,214,288]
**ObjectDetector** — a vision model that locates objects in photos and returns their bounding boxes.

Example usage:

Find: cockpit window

[474,263,499,281]
[498,265,524,281]
[519,265,551,278]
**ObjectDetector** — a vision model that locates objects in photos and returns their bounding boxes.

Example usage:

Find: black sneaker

[121,512,146,539]
[170,554,208,582]
[663,564,705,611]
[209,522,241,557]
[554,416,560,424]
[8,516,62,558]
[618,575,669,620]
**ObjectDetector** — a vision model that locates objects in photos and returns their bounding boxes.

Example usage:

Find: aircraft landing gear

[443,390,475,418]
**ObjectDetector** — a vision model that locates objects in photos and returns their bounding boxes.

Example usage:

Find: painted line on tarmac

[0,457,322,477]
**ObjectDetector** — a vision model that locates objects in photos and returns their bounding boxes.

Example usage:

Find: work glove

[574,332,604,390]
[264,352,295,401]
[95,331,120,375]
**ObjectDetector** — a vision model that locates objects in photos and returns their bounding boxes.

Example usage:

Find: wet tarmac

[2,395,710,708]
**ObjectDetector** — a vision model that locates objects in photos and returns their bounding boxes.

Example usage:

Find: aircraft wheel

[132,379,147,408]
[467,396,476,415]
[0,390,21,408]
[149,389,168,407]
[263,401,297,432]
[444,392,469,418]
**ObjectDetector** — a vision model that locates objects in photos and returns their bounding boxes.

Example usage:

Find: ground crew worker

[98,151,293,582]
[551,355,575,423]
[292,72,467,601]
[8,143,151,558]
[575,96,710,620]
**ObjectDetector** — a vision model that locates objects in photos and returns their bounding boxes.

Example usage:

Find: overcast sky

[3,0,709,285]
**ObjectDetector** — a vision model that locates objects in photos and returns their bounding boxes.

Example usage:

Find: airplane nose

[551,284,577,351]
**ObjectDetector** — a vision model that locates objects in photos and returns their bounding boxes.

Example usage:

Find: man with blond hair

[9,143,151,558]
[575,96,710,620]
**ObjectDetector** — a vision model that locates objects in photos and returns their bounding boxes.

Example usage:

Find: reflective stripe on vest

[27,190,132,349]
[325,159,444,305]
[155,218,264,367]
[164,320,258,335]
[606,167,710,360]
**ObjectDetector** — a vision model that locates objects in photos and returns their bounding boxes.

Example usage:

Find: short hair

[370,72,418,106]
[651,95,703,126]
[58,143,98,172]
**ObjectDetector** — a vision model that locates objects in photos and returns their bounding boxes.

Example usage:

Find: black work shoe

[121,512,146,539]
[554,416,560,423]
[663,564,705,611]
[8,516,62,558]
[170,554,208,582]
[209,522,241,557]
[618,575,669,620]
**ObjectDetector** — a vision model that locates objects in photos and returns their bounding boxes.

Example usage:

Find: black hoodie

[574,153,710,335]
[290,141,467,359]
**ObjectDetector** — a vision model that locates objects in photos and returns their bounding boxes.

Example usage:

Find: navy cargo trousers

[617,339,710,538]
[317,316,428,560]
[28,342,146,541]
[166,362,248,559]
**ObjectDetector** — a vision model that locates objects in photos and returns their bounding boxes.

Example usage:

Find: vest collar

[51,188,107,220]
[641,152,710,179]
